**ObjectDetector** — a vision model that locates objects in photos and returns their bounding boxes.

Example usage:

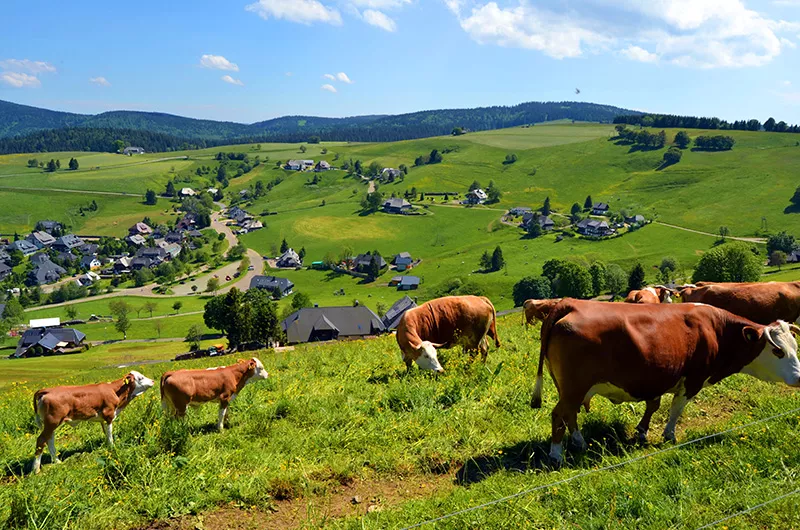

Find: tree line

[614,113,800,134]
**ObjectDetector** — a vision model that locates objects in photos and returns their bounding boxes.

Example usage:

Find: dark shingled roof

[281,306,385,344]
[13,327,86,358]
[382,296,417,330]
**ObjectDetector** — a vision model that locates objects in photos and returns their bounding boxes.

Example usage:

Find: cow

[522,298,562,327]
[396,295,500,372]
[32,371,155,474]
[160,358,268,431]
[530,299,800,465]
[624,286,675,304]
[677,281,800,325]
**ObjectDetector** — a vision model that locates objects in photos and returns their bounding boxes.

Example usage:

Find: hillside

[0,99,639,152]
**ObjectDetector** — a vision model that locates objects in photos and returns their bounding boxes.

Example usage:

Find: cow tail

[530,300,571,409]
[33,390,44,427]
[160,373,171,412]
[490,303,501,348]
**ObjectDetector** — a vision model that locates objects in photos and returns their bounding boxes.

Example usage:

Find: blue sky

[1,0,799,124]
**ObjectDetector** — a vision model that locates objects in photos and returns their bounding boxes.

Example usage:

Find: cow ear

[742,326,762,343]
[248,359,257,369]
[123,375,131,385]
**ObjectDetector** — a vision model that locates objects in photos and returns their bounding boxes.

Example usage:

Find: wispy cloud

[321,83,337,93]
[0,59,56,74]
[336,72,353,83]
[89,76,111,87]
[362,9,397,31]
[350,0,410,7]
[323,73,336,80]
[285,71,293,76]
[621,45,659,64]
[246,0,342,25]
[0,72,41,88]
[221,75,244,86]
[200,54,239,71]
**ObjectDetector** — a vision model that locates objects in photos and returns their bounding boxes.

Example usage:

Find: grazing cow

[677,282,800,325]
[624,286,675,304]
[396,295,500,372]
[160,358,268,431]
[33,371,155,473]
[522,298,562,327]
[530,299,800,465]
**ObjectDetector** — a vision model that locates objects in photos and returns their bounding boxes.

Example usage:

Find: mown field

[2,316,800,529]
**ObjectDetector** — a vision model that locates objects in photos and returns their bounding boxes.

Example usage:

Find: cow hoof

[663,433,677,444]
[635,429,648,445]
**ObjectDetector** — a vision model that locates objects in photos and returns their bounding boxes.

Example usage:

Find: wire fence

[399,404,800,530]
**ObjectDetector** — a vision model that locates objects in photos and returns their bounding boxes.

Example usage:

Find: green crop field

[2,317,799,529]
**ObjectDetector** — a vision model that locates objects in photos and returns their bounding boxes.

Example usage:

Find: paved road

[211,208,239,254]
[655,221,766,243]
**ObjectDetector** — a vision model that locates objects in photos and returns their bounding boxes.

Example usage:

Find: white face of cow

[245,358,269,385]
[128,371,155,399]
[741,321,800,386]
[415,341,444,373]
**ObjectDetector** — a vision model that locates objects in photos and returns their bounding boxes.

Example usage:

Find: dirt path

[654,221,766,243]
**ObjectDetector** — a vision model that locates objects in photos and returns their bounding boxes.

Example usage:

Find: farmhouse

[129,222,153,236]
[276,248,302,268]
[0,262,11,281]
[250,275,294,297]
[77,271,101,287]
[591,202,610,215]
[521,213,555,231]
[8,240,37,256]
[625,214,646,225]
[37,220,63,234]
[392,252,414,271]
[509,207,532,216]
[281,306,385,344]
[123,147,145,155]
[577,218,614,238]
[27,231,56,249]
[80,255,102,270]
[136,247,168,265]
[52,234,84,252]
[77,243,99,256]
[285,160,303,171]
[398,275,421,291]
[381,168,403,180]
[131,257,153,270]
[179,187,196,198]
[383,198,412,214]
[465,189,488,205]
[354,253,387,273]
[381,296,417,330]
[315,161,331,171]
[29,259,67,286]
[227,206,251,223]
[12,327,87,358]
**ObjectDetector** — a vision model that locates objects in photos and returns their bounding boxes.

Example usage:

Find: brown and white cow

[522,298,562,327]
[624,286,675,304]
[677,281,800,325]
[160,358,268,431]
[33,370,155,473]
[396,295,500,372]
[530,299,800,465]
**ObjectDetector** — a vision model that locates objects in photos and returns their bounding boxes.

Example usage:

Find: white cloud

[336,72,353,83]
[0,59,56,74]
[350,0,410,8]
[621,45,659,63]
[221,75,244,86]
[781,37,797,48]
[362,9,397,31]
[89,76,111,87]
[200,54,239,71]
[0,72,41,88]
[451,0,800,68]
[783,80,793,86]
[245,0,342,25]
[323,73,336,80]
[321,83,337,93]
[285,71,293,76]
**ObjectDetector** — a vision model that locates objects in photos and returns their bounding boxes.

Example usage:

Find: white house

[179,188,196,197]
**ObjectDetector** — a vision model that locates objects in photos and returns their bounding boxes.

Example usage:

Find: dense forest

[0,99,640,153]
[613,113,800,133]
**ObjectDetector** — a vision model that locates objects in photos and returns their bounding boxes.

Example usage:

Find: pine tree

[628,263,646,292]
[280,239,289,253]
[542,196,551,216]
[584,195,593,210]
[491,246,505,271]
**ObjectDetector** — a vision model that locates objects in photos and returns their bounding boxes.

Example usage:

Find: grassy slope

[1,317,799,529]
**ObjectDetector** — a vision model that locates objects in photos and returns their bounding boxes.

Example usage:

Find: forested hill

[0,99,640,153]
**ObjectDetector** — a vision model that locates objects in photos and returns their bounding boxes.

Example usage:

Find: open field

[2,316,800,529]
[25,295,210,321]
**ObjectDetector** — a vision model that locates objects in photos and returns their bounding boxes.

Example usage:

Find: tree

[584,195,593,210]
[144,301,158,318]
[360,190,384,213]
[308,136,321,144]
[113,139,125,153]
[246,288,281,346]
[165,180,176,197]
[605,264,627,298]
[486,181,501,203]
[414,156,426,167]
[68,158,79,170]
[298,247,306,260]
[503,153,518,164]
[428,149,442,164]
[674,131,691,149]
[553,262,592,299]
[280,238,289,253]
[134,268,154,287]
[367,256,382,281]
[186,324,203,350]
[172,301,183,314]
[115,313,131,339]
[770,251,787,270]
[662,147,682,167]
[692,243,762,283]
[512,276,552,306]
[628,263,646,292]
[27,158,39,168]
[65,305,78,321]
[764,117,776,132]
[491,246,505,272]
[299,145,307,153]
[718,226,730,241]
[469,180,482,192]
[767,231,796,255]
[659,257,679,284]
[2,298,24,325]
[56,160,61,169]
[452,127,465,136]
[542,196,551,216]
[291,291,312,311]
[206,277,220,294]
[399,164,408,174]
[791,186,800,207]
[588,262,606,296]
[479,251,492,271]
[46,159,57,172]
[153,319,163,338]
[527,219,543,238]
[144,189,157,205]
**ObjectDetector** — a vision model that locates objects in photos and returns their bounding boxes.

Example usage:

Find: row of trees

[479,246,505,272]
[203,288,281,350]
[614,114,800,133]
[694,135,735,151]
[414,149,443,167]
[615,126,667,148]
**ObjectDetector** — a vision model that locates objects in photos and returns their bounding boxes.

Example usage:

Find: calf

[396,295,500,372]
[522,298,562,327]
[678,281,800,324]
[33,371,155,473]
[160,358,268,431]
[624,286,675,304]
[531,299,800,465]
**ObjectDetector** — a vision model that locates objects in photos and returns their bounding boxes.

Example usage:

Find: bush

[512,276,552,306]
[692,243,762,283]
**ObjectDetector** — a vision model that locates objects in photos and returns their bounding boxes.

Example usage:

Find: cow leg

[635,397,661,444]
[217,402,229,431]
[479,336,489,363]
[103,421,114,446]
[567,412,587,452]
[34,425,57,474]
[662,394,690,443]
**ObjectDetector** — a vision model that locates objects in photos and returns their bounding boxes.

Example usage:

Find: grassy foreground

[1,316,800,529]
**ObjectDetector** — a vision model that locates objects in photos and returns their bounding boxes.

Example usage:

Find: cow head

[244,358,269,385]
[414,341,444,373]
[655,286,676,303]
[126,371,155,399]
[740,321,800,386]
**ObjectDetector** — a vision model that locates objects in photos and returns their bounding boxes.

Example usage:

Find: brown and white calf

[678,281,800,325]
[395,295,500,372]
[531,299,800,465]
[522,298,562,327]
[33,371,155,473]
[160,358,268,431]
[624,286,675,304]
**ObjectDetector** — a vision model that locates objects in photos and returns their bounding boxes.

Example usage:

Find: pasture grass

[1,316,799,529]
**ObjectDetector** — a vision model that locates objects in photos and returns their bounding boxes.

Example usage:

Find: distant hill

[0,99,641,154]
